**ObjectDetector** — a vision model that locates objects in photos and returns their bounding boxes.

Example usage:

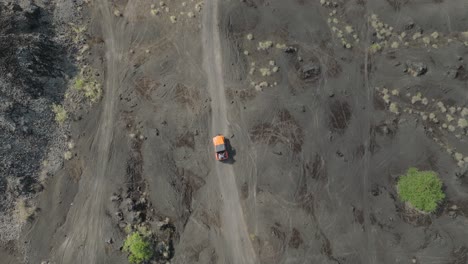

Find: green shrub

[74,77,85,90]
[397,168,445,212]
[123,232,153,264]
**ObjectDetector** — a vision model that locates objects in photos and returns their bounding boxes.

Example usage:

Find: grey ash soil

[1,0,468,264]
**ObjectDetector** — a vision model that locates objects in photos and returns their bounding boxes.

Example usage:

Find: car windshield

[215,144,225,152]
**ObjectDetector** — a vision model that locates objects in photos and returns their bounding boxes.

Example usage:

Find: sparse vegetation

[64,151,73,160]
[458,118,467,128]
[124,223,133,234]
[123,231,154,264]
[73,69,102,103]
[397,168,445,213]
[369,43,382,53]
[257,40,273,50]
[275,43,286,49]
[254,81,269,91]
[69,23,87,43]
[326,9,357,47]
[136,225,152,237]
[15,198,36,224]
[259,67,271,76]
[52,104,67,124]
[389,102,399,114]
[67,141,75,149]
[150,8,160,16]
[195,2,203,12]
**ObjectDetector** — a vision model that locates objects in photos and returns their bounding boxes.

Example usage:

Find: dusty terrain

[1,0,468,263]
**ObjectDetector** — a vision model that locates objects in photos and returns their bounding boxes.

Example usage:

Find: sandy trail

[202,1,257,263]
[54,0,123,262]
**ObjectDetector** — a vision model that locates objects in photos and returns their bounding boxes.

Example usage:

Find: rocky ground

[0,0,468,263]
[0,0,83,245]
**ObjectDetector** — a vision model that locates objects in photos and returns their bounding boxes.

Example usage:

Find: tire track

[54,1,131,262]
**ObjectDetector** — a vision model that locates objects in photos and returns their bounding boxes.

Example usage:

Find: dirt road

[23,0,136,262]
[202,0,257,263]
[53,0,121,262]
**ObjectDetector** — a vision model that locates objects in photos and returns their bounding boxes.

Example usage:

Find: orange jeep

[212,134,229,161]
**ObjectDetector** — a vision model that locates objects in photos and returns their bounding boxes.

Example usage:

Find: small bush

[52,104,67,124]
[369,43,382,53]
[397,168,445,212]
[123,231,153,264]
[73,69,102,103]
[74,77,85,90]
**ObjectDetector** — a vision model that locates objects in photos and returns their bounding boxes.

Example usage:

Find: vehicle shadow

[224,138,236,164]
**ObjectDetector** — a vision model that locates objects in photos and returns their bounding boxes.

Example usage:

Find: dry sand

[0,0,467,263]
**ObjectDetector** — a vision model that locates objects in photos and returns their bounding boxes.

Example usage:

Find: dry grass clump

[113,9,122,17]
[370,14,394,41]
[15,198,36,224]
[369,43,382,54]
[150,6,160,16]
[195,2,203,12]
[259,68,271,76]
[326,9,358,48]
[64,151,73,160]
[257,41,273,51]
[461,108,468,117]
[275,43,286,49]
[458,118,468,128]
[320,0,338,7]
[69,23,87,43]
[389,103,399,114]
[254,81,269,91]
[411,92,423,104]
[52,104,67,124]
[446,114,454,122]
